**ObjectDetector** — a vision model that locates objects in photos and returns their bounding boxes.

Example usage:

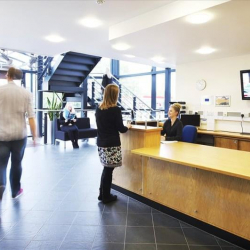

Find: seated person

[161,103,183,141]
[59,103,79,148]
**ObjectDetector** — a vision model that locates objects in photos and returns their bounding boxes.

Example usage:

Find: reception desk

[113,125,250,246]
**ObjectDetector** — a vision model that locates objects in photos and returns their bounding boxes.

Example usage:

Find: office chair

[182,125,197,143]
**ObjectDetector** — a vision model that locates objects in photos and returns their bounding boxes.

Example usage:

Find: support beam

[164,68,171,118]
[37,55,43,137]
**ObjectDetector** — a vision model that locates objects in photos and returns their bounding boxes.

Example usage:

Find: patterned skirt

[98,146,122,168]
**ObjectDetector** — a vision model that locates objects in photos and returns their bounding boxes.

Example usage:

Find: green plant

[47,92,63,121]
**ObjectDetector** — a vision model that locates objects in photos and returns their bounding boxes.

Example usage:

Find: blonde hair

[171,103,182,115]
[7,67,23,80]
[99,84,119,110]
[65,102,75,113]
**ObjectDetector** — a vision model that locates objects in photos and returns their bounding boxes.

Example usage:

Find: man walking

[0,67,36,201]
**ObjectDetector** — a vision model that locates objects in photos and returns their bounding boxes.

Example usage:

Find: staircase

[42,51,101,93]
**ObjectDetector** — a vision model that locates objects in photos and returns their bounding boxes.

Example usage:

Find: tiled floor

[0,139,245,250]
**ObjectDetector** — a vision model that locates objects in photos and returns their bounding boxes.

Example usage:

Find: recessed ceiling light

[125,55,135,58]
[196,47,216,54]
[79,17,102,28]
[112,43,131,51]
[186,12,213,24]
[45,35,65,43]
[151,56,165,63]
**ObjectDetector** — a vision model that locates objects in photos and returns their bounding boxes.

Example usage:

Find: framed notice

[215,96,230,107]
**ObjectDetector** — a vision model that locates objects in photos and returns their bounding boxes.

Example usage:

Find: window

[91,57,111,76]
[156,74,165,110]
[171,71,176,101]
[119,75,151,108]
[120,61,151,75]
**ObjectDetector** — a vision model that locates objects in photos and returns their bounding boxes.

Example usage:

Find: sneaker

[102,194,117,204]
[12,188,23,199]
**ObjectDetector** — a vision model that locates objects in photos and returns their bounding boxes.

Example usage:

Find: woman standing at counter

[96,84,131,204]
[161,103,183,141]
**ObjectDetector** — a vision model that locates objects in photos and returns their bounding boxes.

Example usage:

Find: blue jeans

[0,137,27,199]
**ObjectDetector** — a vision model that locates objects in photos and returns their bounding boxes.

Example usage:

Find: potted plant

[46,92,63,143]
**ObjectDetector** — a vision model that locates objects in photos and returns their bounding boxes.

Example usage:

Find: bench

[55,117,97,148]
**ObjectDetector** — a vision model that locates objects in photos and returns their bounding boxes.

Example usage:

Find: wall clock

[196,79,206,91]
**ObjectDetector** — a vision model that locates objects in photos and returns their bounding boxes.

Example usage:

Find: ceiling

[0,0,250,68]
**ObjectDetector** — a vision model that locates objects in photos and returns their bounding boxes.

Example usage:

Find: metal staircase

[42,51,101,93]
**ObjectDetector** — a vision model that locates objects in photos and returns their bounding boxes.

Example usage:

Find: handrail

[89,75,150,120]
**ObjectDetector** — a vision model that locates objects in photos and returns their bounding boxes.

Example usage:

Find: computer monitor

[180,114,200,127]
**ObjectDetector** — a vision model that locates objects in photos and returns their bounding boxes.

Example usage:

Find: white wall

[175,54,250,133]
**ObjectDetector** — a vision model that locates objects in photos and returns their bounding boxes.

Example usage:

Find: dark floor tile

[126,227,155,243]
[1,210,29,223]
[3,223,43,240]
[45,211,77,225]
[57,200,82,212]
[0,240,30,250]
[216,238,238,247]
[73,212,102,225]
[79,201,104,212]
[155,227,186,244]
[189,247,221,250]
[180,221,194,228]
[183,228,219,246]
[26,241,61,250]
[127,213,153,226]
[157,245,189,250]
[128,199,151,214]
[104,199,128,213]
[101,212,127,225]
[33,224,71,241]
[32,200,62,211]
[153,213,180,228]
[94,225,126,243]
[125,243,156,250]
[19,210,53,224]
[64,225,97,242]
[92,242,124,250]
[221,248,244,250]
[59,241,92,250]
[151,209,162,214]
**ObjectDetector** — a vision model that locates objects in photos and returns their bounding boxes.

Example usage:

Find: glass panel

[120,60,152,75]
[171,71,176,101]
[91,57,111,76]
[156,67,165,71]
[119,75,151,107]
[156,74,165,110]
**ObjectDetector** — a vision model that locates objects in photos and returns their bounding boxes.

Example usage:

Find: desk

[113,125,162,195]
[129,142,250,241]
[198,129,250,151]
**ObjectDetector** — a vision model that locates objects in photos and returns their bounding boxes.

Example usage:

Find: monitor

[180,114,200,127]
[240,70,250,100]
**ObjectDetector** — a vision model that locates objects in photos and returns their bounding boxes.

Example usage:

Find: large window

[120,61,151,75]
[119,75,152,107]
[171,71,176,101]
[91,57,111,76]
[156,74,165,110]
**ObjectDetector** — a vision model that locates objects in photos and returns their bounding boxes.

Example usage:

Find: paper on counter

[161,141,178,144]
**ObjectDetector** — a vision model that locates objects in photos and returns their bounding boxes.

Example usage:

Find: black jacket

[95,106,128,147]
[101,74,113,88]
[161,118,183,141]
[59,112,77,126]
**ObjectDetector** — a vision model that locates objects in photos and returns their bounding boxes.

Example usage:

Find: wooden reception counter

[113,125,250,244]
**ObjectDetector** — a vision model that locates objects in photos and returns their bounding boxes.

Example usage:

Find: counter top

[130,125,162,132]
[131,142,250,180]
[197,129,250,140]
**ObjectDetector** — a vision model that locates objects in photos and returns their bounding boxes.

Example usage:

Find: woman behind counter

[96,84,131,204]
[161,103,183,141]
[59,103,79,148]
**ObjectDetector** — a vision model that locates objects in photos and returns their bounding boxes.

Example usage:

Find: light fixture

[45,35,65,43]
[112,43,131,51]
[79,17,102,28]
[196,47,216,54]
[186,12,213,24]
[151,56,165,63]
[96,0,105,4]
[125,55,135,58]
